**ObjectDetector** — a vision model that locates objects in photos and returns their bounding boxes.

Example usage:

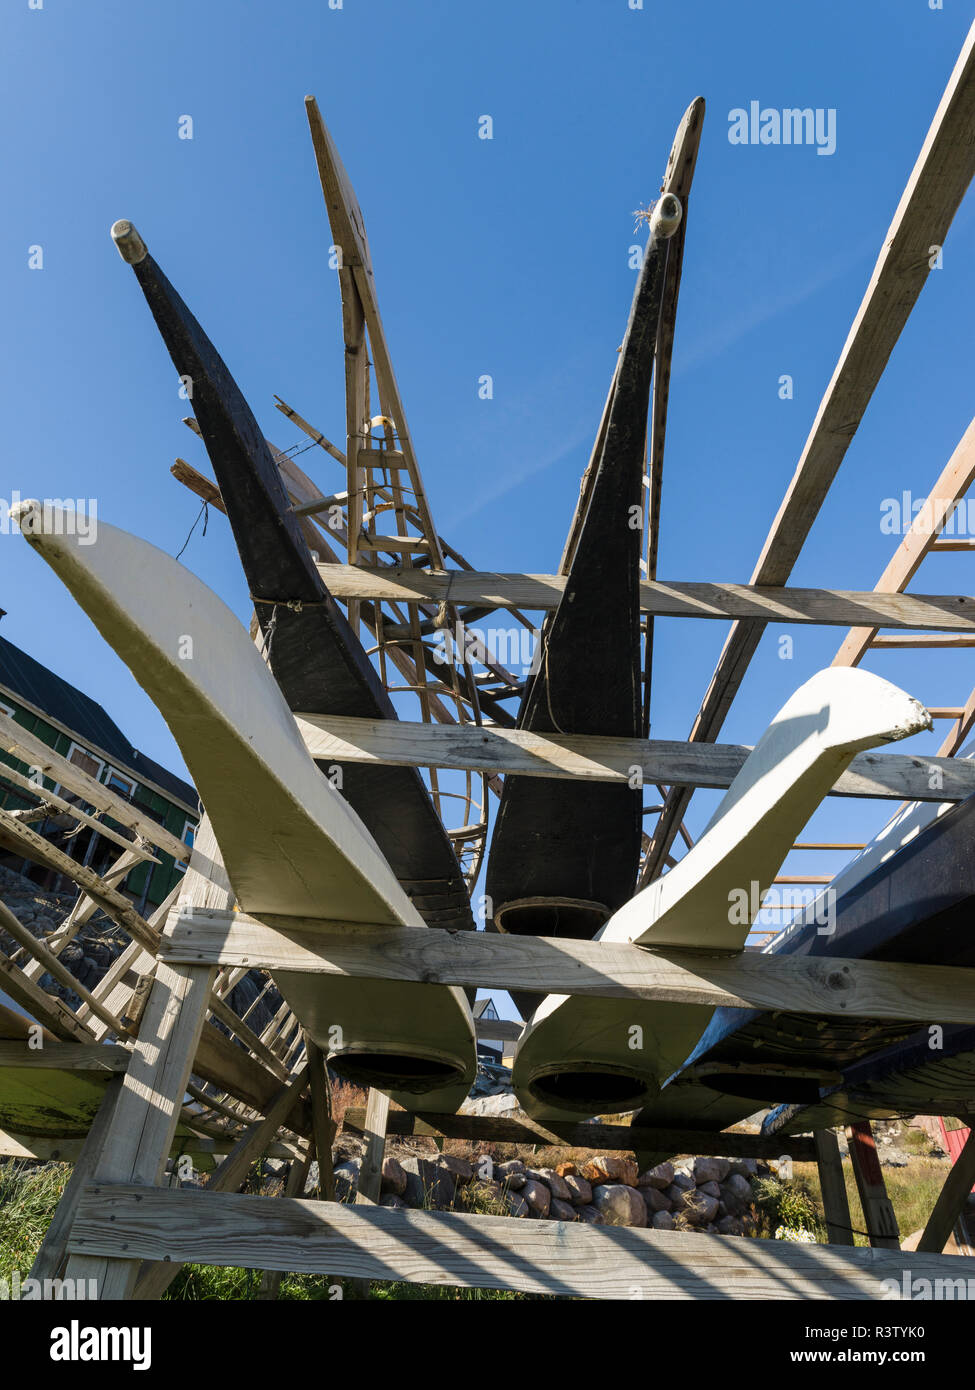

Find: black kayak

[111,221,475,936]
[484,204,678,1017]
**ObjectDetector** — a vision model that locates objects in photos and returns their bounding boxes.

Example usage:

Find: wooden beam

[0,711,192,863]
[916,1123,975,1253]
[355,1088,389,1208]
[813,1129,855,1247]
[69,1182,962,1299]
[0,1042,129,1071]
[0,762,158,864]
[342,1106,816,1159]
[846,1122,900,1250]
[162,909,975,1027]
[315,564,975,632]
[833,416,975,667]
[643,24,975,880]
[294,713,970,803]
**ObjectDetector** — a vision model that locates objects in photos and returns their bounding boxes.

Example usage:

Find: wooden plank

[163,908,975,1026]
[69,1182,962,1299]
[0,1043,129,1071]
[316,563,975,632]
[813,1129,855,1247]
[916,1123,975,1253]
[132,1064,310,1300]
[846,1122,901,1250]
[28,1074,125,1284]
[0,710,192,863]
[295,712,969,803]
[0,947,95,1043]
[0,761,158,863]
[305,1037,336,1201]
[644,23,975,879]
[355,1088,389,1208]
[342,1106,816,1159]
[833,415,975,667]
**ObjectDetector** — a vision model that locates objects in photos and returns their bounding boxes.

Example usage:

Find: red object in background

[939,1117,975,1188]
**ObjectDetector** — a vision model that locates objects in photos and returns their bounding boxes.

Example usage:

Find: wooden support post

[305,1036,336,1201]
[28,1073,126,1285]
[132,1064,310,1300]
[915,1122,975,1254]
[813,1129,855,1247]
[356,1087,390,1206]
[257,1141,316,1300]
[846,1122,900,1249]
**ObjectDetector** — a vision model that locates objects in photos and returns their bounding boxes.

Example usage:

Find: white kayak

[512,667,931,1120]
[16,502,476,1111]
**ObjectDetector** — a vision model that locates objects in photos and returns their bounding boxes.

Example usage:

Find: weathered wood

[0,946,95,1043]
[342,1107,816,1160]
[305,1037,336,1201]
[163,908,975,1028]
[296,712,971,803]
[813,1129,855,1247]
[833,415,975,667]
[916,1123,975,1254]
[0,1043,129,1071]
[0,710,192,863]
[355,1088,390,1208]
[643,23,975,880]
[28,1074,126,1285]
[69,1183,960,1299]
[0,761,158,863]
[316,563,975,632]
[132,1064,310,1300]
[846,1122,900,1250]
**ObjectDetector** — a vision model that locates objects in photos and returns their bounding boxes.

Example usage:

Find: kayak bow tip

[110,219,148,265]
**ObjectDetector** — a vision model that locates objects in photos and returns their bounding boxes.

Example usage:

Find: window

[0,701,14,718]
[174,819,196,873]
[66,742,104,780]
[104,767,136,799]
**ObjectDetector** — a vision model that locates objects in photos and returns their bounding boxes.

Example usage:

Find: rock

[532,1168,571,1202]
[637,1161,674,1191]
[721,1173,753,1213]
[495,1159,526,1180]
[439,1155,473,1184]
[521,1178,551,1218]
[505,1191,530,1218]
[563,1173,592,1206]
[716,1215,744,1236]
[380,1192,407,1210]
[500,1170,527,1190]
[302,1161,320,1195]
[651,1210,676,1230]
[643,1186,671,1215]
[728,1158,758,1179]
[582,1156,638,1188]
[679,1189,720,1225]
[577,1204,606,1225]
[671,1171,695,1191]
[380,1155,407,1196]
[555,1162,579,1177]
[401,1156,457,1210]
[692,1157,731,1185]
[334,1158,361,1202]
[698,1180,722,1199]
[550,1198,578,1223]
[592,1184,647,1227]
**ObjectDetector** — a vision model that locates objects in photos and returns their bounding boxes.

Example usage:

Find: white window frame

[55,741,105,799]
[0,700,14,718]
[103,766,136,799]
[174,818,196,873]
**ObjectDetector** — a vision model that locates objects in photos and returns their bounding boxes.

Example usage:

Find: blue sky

[3,1,975,990]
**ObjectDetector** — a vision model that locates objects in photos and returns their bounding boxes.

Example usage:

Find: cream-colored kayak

[513,667,930,1121]
[16,502,476,1111]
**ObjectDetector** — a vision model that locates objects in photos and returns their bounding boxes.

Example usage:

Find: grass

[0,1160,67,1283]
[756,1158,950,1246]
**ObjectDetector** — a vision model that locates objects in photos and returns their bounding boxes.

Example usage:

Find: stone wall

[331,1150,770,1234]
